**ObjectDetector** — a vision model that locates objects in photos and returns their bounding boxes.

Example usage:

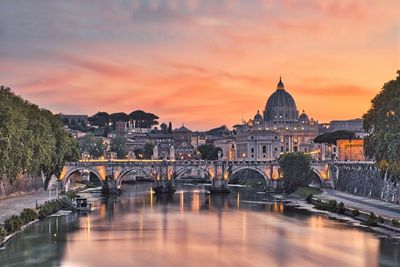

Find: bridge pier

[210,162,230,194]
[153,178,175,194]
[101,179,120,195]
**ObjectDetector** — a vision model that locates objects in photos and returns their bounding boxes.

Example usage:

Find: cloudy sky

[1,0,399,129]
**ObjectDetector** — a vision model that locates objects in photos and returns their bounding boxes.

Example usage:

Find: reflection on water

[1,183,399,267]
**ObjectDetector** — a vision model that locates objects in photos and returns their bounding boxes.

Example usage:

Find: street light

[242,153,246,161]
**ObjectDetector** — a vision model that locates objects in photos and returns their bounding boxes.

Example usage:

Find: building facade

[234,78,319,160]
[173,125,195,160]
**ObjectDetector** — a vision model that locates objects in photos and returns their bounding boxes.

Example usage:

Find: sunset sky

[1,0,399,130]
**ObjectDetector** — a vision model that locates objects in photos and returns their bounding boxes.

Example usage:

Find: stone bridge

[59,159,336,193]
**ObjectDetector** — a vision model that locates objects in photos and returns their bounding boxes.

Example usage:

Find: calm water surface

[1,184,399,267]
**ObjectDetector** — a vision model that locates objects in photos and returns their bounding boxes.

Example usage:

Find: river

[0,183,399,267]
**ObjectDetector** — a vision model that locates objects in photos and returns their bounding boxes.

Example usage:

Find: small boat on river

[75,198,92,212]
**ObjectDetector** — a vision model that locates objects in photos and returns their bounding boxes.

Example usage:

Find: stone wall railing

[334,163,400,203]
[0,174,44,199]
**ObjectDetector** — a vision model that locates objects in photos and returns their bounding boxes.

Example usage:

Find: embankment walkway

[317,189,400,220]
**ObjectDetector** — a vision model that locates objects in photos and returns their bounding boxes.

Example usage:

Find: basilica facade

[234,78,319,161]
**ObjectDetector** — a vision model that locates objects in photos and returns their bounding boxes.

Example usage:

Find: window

[262,146,267,153]
[251,147,254,153]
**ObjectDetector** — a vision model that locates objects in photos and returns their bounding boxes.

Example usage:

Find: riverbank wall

[0,175,44,199]
[334,163,400,204]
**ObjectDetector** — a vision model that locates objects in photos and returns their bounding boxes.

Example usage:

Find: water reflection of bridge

[59,159,334,192]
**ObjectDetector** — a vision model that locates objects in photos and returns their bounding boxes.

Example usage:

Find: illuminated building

[336,139,365,161]
[173,125,195,160]
[234,77,319,160]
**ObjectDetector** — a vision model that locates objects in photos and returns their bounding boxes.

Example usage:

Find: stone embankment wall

[0,174,44,199]
[334,163,400,204]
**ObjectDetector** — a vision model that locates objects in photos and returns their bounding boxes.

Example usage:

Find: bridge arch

[60,166,104,188]
[174,166,212,180]
[228,166,270,184]
[115,167,157,189]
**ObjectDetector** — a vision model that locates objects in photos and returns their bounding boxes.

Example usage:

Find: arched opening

[63,168,103,191]
[174,168,212,183]
[229,168,268,188]
[309,170,323,188]
[116,168,155,189]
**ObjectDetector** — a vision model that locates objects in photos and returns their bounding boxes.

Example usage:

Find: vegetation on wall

[0,86,80,183]
[363,70,400,177]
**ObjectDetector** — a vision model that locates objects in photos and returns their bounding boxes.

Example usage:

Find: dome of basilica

[263,77,299,125]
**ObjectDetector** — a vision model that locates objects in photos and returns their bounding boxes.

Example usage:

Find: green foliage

[65,191,78,199]
[314,199,338,212]
[352,208,360,217]
[38,200,61,219]
[364,212,378,226]
[88,112,110,128]
[363,71,400,177]
[278,152,312,193]
[0,86,80,183]
[160,123,168,133]
[0,227,6,240]
[110,136,128,158]
[4,215,23,234]
[314,130,356,145]
[392,219,400,227]
[378,216,384,223]
[336,202,346,214]
[129,110,159,128]
[144,142,154,159]
[20,208,38,224]
[197,144,222,160]
[206,125,230,136]
[168,122,173,134]
[293,186,321,200]
[78,134,105,158]
[134,148,144,159]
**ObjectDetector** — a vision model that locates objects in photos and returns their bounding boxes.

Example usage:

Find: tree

[207,125,230,136]
[363,70,400,176]
[88,112,110,128]
[134,148,144,159]
[314,130,356,145]
[110,136,128,159]
[129,110,159,128]
[160,123,168,133]
[144,142,154,159]
[168,122,173,133]
[197,144,222,160]
[0,86,80,184]
[78,134,105,159]
[278,152,312,193]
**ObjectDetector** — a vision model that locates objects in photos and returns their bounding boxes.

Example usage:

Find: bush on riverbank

[293,186,321,200]
[352,208,360,217]
[4,215,23,234]
[314,200,338,212]
[313,200,347,215]
[392,219,400,227]
[20,208,38,224]
[38,200,61,219]
[364,212,378,226]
